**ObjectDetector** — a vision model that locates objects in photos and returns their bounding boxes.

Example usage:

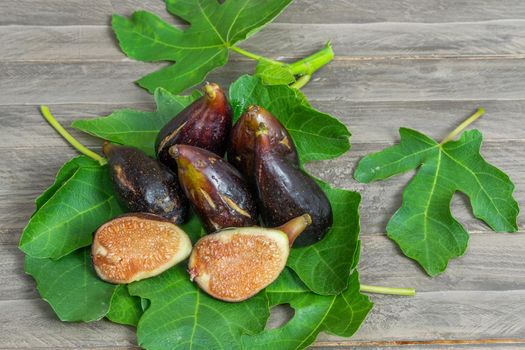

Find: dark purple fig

[169,144,257,233]
[254,126,332,246]
[228,105,298,183]
[103,142,188,224]
[155,82,232,170]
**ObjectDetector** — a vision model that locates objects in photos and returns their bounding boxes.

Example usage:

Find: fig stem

[290,74,311,89]
[360,284,416,296]
[40,105,107,166]
[229,42,334,89]
[288,42,334,76]
[440,107,485,145]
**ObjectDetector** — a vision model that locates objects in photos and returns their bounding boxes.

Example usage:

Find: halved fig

[169,144,257,233]
[228,105,298,183]
[92,213,192,284]
[254,125,333,246]
[103,142,188,224]
[188,215,311,302]
[155,82,232,170]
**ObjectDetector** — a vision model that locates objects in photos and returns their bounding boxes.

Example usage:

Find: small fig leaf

[73,89,199,157]
[255,59,296,86]
[112,0,293,94]
[107,285,143,327]
[229,75,350,163]
[128,266,269,350]
[24,247,117,322]
[242,269,373,350]
[20,161,123,259]
[288,183,361,295]
[354,128,519,276]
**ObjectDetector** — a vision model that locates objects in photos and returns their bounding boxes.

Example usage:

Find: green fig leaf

[24,247,117,322]
[354,128,519,276]
[19,158,123,259]
[255,59,296,86]
[107,285,143,327]
[288,183,361,295]
[112,0,293,94]
[229,75,351,163]
[242,269,373,350]
[128,266,269,350]
[72,89,199,157]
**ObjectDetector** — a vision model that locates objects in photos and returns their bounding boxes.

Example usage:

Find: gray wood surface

[1,1,524,349]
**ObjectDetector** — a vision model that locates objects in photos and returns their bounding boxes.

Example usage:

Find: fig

[228,105,298,183]
[103,142,188,224]
[155,82,232,170]
[169,144,257,233]
[92,213,192,284]
[254,126,333,246]
[188,214,311,302]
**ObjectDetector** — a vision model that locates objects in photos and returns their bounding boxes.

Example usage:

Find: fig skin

[92,213,192,284]
[228,105,298,183]
[188,214,311,302]
[254,128,333,246]
[155,82,232,170]
[169,144,257,233]
[103,142,188,224]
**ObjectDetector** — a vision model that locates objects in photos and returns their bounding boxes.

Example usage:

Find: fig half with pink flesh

[155,82,232,170]
[170,144,257,233]
[92,213,192,284]
[188,214,311,302]
[228,105,298,184]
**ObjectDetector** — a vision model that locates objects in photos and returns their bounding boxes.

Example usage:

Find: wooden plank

[2,58,525,105]
[3,232,525,301]
[0,99,523,150]
[3,0,525,25]
[1,288,524,348]
[3,21,525,62]
[0,141,523,233]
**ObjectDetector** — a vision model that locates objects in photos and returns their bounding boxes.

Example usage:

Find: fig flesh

[156,82,232,170]
[228,105,298,183]
[103,142,188,224]
[254,127,333,246]
[188,214,311,302]
[170,144,257,233]
[92,213,192,284]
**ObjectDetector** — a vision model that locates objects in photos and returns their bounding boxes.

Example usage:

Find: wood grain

[2,0,525,25]
[1,142,522,234]
[1,288,524,348]
[3,21,525,62]
[2,232,525,301]
[0,100,523,150]
[2,58,525,105]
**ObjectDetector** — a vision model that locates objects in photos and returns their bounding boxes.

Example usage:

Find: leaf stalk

[229,42,334,88]
[360,284,416,296]
[40,106,107,165]
[440,107,485,145]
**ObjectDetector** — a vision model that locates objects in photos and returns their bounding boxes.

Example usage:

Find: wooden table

[1,1,524,349]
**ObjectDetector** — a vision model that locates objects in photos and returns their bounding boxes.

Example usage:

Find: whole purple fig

[156,82,232,170]
[169,144,257,233]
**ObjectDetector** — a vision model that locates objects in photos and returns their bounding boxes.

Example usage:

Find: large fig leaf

[72,89,199,157]
[128,266,269,350]
[355,128,519,276]
[25,247,117,322]
[288,183,361,295]
[242,269,372,350]
[107,285,143,327]
[112,0,293,94]
[20,157,123,259]
[229,75,350,163]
